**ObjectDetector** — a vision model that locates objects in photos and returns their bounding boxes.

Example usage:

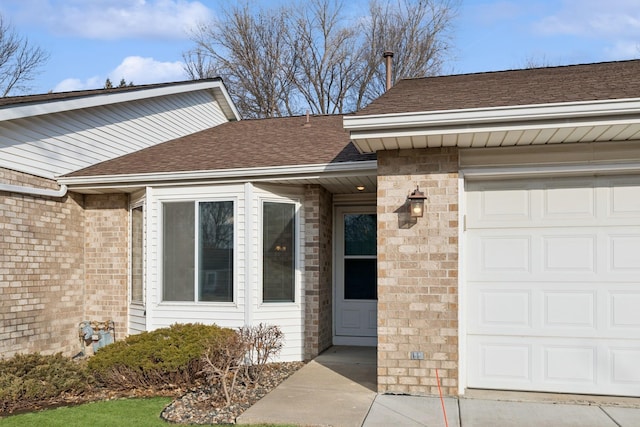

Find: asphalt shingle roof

[358,60,640,116]
[0,78,223,108]
[65,114,374,177]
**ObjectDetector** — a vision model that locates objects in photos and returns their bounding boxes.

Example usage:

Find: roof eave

[344,98,640,153]
[0,79,239,121]
[58,160,378,190]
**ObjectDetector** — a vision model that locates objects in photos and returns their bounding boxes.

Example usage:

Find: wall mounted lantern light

[407,185,427,218]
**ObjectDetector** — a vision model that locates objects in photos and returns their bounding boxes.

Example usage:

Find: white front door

[465,175,640,397]
[334,206,377,346]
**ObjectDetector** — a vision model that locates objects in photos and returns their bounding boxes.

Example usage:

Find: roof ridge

[400,58,640,82]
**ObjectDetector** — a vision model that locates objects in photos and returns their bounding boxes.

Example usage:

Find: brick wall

[0,168,85,357]
[83,194,129,342]
[376,147,459,395]
[303,185,333,359]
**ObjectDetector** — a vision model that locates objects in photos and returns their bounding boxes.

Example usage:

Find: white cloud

[53,56,187,92]
[605,40,640,59]
[108,56,187,85]
[53,76,103,92]
[533,0,640,38]
[26,0,214,40]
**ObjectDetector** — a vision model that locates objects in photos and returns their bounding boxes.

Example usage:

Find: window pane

[344,259,377,299]
[344,214,376,255]
[163,202,194,301]
[131,206,143,303]
[263,202,295,302]
[199,201,234,302]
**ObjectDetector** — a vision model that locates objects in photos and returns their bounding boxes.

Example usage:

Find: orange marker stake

[435,368,449,427]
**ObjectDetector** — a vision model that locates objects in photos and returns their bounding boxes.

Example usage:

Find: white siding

[251,184,305,361]
[0,91,228,179]
[128,303,146,335]
[145,183,306,361]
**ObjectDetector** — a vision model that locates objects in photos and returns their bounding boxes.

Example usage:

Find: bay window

[162,200,234,302]
[262,201,296,302]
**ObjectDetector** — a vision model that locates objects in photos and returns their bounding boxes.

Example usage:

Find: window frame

[160,198,237,304]
[129,199,145,305]
[259,197,300,305]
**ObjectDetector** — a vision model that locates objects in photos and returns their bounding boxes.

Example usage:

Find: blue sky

[0,0,639,95]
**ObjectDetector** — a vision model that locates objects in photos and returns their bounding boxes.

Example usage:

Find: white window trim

[158,197,238,306]
[129,195,145,306]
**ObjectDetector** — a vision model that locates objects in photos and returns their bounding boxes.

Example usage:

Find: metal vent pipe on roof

[383,51,394,91]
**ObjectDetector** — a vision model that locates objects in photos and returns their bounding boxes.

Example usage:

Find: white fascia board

[212,85,241,121]
[0,80,232,121]
[57,160,378,187]
[343,98,640,135]
[462,162,640,179]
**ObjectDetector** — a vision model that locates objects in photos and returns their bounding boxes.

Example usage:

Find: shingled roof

[0,78,222,108]
[65,114,374,177]
[358,60,640,116]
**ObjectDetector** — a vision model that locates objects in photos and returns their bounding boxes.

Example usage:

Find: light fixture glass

[407,185,427,218]
[356,185,365,191]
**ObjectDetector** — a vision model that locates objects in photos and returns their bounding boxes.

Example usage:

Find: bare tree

[188,4,298,118]
[0,15,49,97]
[355,0,457,109]
[185,0,457,117]
[292,0,362,115]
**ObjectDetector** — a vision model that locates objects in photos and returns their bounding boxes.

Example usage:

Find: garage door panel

[470,283,639,338]
[606,178,640,218]
[479,236,531,272]
[544,345,596,383]
[611,347,640,384]
[544,291,595,328]
[609,235,640,271]
[466,175,640,396]
[472,340,532,383]
[542,181,595,220]
[478,289,531,327]
[543,235,596,272]
[470,229,640,281]
[469,336,640,395]
[610,292,640,328]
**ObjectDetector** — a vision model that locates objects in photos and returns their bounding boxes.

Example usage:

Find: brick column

[376,147,459,395]
[83,194,129,341]
[303,185,333,359]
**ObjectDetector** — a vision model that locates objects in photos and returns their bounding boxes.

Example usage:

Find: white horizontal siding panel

[128,304,146,335]
[0,91,229,179]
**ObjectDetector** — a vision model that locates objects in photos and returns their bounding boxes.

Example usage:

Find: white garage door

[466,175,640,396]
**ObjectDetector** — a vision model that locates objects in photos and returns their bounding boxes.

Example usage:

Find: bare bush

[200,323,285,405]
[240,324,284,386]
[201,332,249,406]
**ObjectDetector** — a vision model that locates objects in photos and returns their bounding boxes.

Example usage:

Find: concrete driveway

[237,346,640,427]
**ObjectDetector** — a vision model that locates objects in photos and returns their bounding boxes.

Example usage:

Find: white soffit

[344,98,640,153]
[58,161,378,195]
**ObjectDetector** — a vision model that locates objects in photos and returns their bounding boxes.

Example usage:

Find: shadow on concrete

[314,345,377,392]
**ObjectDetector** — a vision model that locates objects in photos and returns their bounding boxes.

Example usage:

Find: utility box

[78,320,115,355]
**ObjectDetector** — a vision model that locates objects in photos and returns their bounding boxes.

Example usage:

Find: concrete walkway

[237,346,377,426]
[237,346,640,426]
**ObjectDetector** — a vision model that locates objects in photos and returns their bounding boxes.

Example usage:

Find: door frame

[333,204,378,346]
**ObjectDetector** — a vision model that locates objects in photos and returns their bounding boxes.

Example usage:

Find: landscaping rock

[161,362,304,425]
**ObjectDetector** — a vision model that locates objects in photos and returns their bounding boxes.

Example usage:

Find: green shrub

[88,323,235,390]
[0,353,93,412]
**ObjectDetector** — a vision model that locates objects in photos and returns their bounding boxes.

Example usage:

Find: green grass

[0,397,172,427]
[0,397,296,427]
